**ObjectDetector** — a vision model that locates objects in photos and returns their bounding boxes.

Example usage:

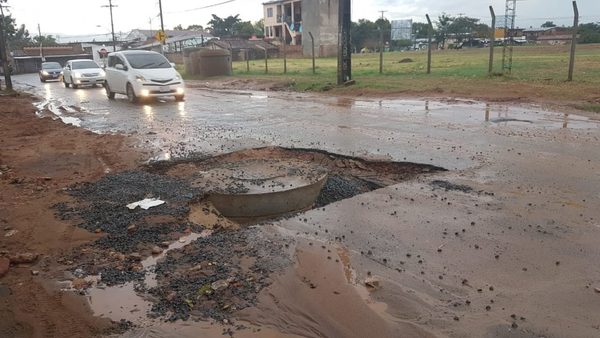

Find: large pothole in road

[151,147,445,228]
[56,146,445,325]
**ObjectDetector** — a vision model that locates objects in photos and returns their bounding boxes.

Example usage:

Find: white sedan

[62,59,106,89]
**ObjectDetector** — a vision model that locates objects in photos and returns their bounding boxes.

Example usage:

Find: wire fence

[233,5,599,83]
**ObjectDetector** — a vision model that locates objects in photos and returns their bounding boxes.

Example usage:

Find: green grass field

[184,44,600,110]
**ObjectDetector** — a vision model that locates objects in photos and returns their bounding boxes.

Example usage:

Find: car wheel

[126,83,138,104]
[63,76,70,88]
[174,95,185,102]
[40,77,46,83]
[71,77,78,89]
[105,83,116,100]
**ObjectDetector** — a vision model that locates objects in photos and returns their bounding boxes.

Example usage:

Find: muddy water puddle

[65,231,213,322]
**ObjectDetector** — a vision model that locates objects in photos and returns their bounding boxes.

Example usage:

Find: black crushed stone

[149,227,289,322]
[55,171,204,253]
[431,180,473,193]
[315,174,383,207]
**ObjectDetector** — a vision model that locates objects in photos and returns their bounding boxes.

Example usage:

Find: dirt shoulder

[0,94,142,337]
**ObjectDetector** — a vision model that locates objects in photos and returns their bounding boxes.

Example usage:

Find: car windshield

[42,62,61,69]
[72,61,100,70]
[125,53,171,69]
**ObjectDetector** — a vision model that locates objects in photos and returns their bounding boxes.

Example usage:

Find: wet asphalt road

[13,73,599,170]
[13,73,600,337]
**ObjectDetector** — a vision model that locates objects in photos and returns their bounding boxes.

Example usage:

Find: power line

[166,0,237,14]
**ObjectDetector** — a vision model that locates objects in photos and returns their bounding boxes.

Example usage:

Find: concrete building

[262,0,339,57]
[523,27,573,44]
[10,44,93,74]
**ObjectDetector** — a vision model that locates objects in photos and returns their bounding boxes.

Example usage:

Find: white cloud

[6,0,599,39]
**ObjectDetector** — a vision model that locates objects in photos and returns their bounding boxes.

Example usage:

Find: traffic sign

[155,30,166,43]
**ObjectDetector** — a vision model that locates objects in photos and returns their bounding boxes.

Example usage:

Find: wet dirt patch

[54,146,445,326]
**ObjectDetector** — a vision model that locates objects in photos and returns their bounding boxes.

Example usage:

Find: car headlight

[99,70,106,77]
[41,70,49,75]
[73,72,82,78]
[175,74,182,80]
[135,75,146,82]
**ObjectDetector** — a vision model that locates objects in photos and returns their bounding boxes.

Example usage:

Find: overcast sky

[6,0,600,42]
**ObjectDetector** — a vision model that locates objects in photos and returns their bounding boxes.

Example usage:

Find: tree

[235,21,255,38]
[541,21,557,28]
[448,16,487,42]
[186,24,204,31]
[253,19,264,37]
[1,15,32,50]
[33,35,57,45]
[413,22,431,39]
[578,22,600,43]
[435,13,454,48]
[208,14,241,37]
[351,19,379,52]
[173,24,184,30]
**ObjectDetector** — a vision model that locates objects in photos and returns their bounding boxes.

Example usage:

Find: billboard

[391,19,413,41]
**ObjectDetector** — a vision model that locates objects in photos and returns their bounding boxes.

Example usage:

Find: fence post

[379,27,384,74]
[282,38,287,74]
[489,6,496,75]
[258,45,268,74]
[426,14,433,74]
[309,32,316,74]
[246,49,250,73]
[568,0,579,81]
[228,42,233,75]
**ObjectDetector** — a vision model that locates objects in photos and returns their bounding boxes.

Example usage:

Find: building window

[267,8,273,18]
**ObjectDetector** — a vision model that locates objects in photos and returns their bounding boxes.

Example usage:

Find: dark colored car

[39,62,63,82]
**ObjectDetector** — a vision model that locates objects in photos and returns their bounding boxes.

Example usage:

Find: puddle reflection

[75,89,88,102]
[143,105,154,123]
[43,84,52,100]
[177,101,187,117]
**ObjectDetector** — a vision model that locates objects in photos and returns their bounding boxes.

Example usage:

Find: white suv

[104,50,185,103]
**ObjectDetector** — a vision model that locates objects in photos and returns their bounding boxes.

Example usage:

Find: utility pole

[0,0,12,91]
[102,0,119,52]
[337,0,351,85]
[158,0,165,53]
[379,10,387,74]
[38,24,44,62]
[101,0,118,52]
